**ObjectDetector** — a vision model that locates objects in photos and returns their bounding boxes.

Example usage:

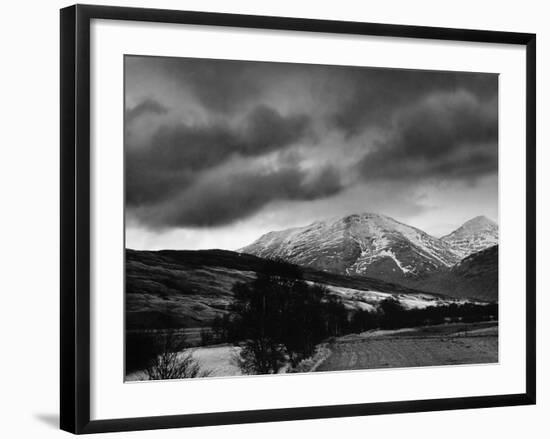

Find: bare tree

[146,330,210,380]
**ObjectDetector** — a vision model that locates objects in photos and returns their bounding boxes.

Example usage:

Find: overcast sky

[125,56,498,251]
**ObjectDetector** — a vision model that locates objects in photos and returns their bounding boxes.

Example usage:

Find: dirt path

[316,323,498,372]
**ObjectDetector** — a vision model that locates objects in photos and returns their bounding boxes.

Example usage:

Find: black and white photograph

[124,56,499,381]
[0,0,544,436]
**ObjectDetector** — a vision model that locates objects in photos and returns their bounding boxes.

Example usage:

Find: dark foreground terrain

[126,248,498,379]
[127,322,498,380]
[315,321,498,372]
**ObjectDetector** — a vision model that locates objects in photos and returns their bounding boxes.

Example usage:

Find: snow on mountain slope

[240,213,460,283]
[315,283,474,312]
[441,215,498,259]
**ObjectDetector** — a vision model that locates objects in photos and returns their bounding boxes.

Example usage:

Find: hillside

[415,245,499,301]
[125,248,469,330]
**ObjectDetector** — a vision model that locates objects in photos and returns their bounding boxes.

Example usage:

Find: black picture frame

[60,4,536,434]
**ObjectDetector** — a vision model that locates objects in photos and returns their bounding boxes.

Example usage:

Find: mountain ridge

[239,212,498,291]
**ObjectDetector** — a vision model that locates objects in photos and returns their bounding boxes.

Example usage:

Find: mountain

[125,248,467,333]
[416,245,498,301]
[441,215,498,259]
[125,214,499,333]
[240,213,460,284]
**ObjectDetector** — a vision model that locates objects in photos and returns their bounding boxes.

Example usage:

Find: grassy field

[315,321,498,372]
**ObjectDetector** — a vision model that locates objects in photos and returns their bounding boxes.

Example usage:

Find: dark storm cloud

[331,69,498,138]
[152,56,341,114]
[137,165,344,228]
[126,98,168,125]
[126,105,311,207]
[125,56,499,232]
[157,57,266,113]
[357,91,498,182]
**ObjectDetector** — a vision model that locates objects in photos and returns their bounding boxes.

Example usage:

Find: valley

[125,212,499,380]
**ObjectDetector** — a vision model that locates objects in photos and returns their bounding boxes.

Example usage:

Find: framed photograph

[60,4,536,434]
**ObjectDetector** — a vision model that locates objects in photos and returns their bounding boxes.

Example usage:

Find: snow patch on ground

[313,282,450,311]
[306,281,471,312]
[192,345,242,377]
[125,345,243,382]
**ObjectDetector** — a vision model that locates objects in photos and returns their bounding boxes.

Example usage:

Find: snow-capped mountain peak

[239,212,460,283]
[441,215,498,259]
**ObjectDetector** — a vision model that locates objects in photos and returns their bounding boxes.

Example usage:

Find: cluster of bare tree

[225,260,349,374]
[126,331,210,380]
[144,331,210,380]
[350,299,498,333]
